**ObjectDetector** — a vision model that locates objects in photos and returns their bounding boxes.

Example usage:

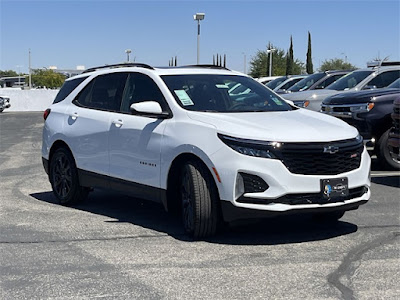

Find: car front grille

[276,138,364,175]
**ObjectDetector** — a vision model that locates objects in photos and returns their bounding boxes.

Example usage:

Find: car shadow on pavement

[371,176,400,188]
[30,190,358,246]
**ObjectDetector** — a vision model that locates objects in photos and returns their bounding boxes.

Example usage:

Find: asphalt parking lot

[0,111,399,300]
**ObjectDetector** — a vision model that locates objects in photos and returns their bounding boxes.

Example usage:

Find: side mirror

[130,101,170,119]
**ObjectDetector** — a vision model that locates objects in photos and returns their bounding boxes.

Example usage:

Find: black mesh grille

[276,138,364,175]
[240,173,269,193]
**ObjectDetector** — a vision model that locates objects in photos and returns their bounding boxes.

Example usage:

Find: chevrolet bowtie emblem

[323,145,339,154]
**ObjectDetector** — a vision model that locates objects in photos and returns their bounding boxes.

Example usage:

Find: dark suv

[321,78,400,169]
[388,97,400,165]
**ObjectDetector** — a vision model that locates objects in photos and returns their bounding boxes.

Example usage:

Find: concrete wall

[0,88,59,112]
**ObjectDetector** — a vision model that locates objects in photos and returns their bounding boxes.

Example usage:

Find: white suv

[42,63,371,238]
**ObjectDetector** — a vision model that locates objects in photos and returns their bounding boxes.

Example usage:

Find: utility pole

[29,49,32,88]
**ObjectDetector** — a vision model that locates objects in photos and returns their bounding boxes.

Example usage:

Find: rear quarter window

[53,76,88,104]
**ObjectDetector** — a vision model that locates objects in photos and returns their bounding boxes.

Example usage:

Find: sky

[0,0,399,74]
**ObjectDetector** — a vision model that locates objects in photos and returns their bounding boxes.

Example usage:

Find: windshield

[388,78,400,89]
[287,73,325,92]
[161,74,292,112]
[326,70,373,91]
[266,76,287,90]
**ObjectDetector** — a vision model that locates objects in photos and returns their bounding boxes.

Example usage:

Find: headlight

[293,100,310,108]
[218,134,281,159]
[349,102,374,113]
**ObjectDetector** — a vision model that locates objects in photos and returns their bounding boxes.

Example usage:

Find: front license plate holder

[321,178,349,200]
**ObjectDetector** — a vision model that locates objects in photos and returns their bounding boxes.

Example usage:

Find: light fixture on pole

[242,52,247,74]
[125,49,132,62]
[193,13,205,65]
[266,48,276,77]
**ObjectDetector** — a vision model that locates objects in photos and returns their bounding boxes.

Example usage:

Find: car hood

[281,89,340,101]
[186,109,358,143]
[323,88,400,105]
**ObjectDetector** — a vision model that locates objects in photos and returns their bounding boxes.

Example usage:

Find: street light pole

[29,49,32,89]
[242,52,247,74]
[193,13,205,64]
[125,49,132,62]
[267,48,276,77]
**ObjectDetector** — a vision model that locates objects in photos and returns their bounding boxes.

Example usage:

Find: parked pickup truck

[321,78,400,169]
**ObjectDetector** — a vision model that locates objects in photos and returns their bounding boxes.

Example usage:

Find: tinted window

[162,75,292,112]
[387,78,400,88]
[120,73,168,113]
[327,70,373,91]
[368,70,400,88]
[266,76,287,89]
[314,74,344,89]
[287,73,325,92]
[53,76,87,103]
[75,73,128,111]
[279,77,303,90]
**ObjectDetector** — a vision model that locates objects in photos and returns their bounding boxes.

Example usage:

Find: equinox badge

[323,145,339,154]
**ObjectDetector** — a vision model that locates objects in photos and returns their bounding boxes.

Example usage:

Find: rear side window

[368,70,400,88]
[74,73,128,111]
[53,76,88,104]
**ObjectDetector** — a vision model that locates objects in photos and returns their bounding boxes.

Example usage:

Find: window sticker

[174,90,194,106]
[271,97,284,106]
[216,84,229,89]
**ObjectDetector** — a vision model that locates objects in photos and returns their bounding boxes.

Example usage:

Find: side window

[368,70,400,88]
[53,76,88,103]
[75,73,128,111]
[314,75,343,89]
[120,73,168,113]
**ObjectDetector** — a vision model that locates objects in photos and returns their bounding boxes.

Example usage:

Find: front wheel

[180,160,219,238]
[49,148,89,205]
[377,129,400,170]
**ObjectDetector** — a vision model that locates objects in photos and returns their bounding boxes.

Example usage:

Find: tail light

[43,108,51,120]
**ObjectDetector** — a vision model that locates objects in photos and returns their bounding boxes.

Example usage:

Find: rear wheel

[180,160,218,238]
[377,129,400,170]
[49,147,89,205]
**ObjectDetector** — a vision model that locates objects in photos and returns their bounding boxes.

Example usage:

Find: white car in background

[42,63,371,238]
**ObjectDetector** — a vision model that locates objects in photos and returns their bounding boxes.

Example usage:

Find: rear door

[65,72,128,176]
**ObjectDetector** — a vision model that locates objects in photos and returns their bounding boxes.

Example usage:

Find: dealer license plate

[321,178,349,199]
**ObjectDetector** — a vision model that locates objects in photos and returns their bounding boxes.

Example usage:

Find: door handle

[70,112,78,120]
[112,119,123,128]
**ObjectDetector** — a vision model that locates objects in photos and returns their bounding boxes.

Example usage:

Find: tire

[377,129,400,170]
[180,160,218,238]
[313,210,345,223]
[49,147,89,205]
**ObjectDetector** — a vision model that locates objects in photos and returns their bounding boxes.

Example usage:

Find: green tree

[319,58,356,71]
[31,69,65,88]
[249,43,303,78]
[306,31,313,74]
[0,70,18,77]
[286,36,294,75]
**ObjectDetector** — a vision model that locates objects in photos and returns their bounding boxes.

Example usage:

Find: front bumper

[211,145,371,222]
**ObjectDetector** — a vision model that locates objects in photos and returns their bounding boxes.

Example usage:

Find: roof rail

[82,63,154,74]
[179,64,231,71]
[367,60,400,68]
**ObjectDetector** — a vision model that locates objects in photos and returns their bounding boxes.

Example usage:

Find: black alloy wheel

[50,148,88,205]
[180,160,218,238]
